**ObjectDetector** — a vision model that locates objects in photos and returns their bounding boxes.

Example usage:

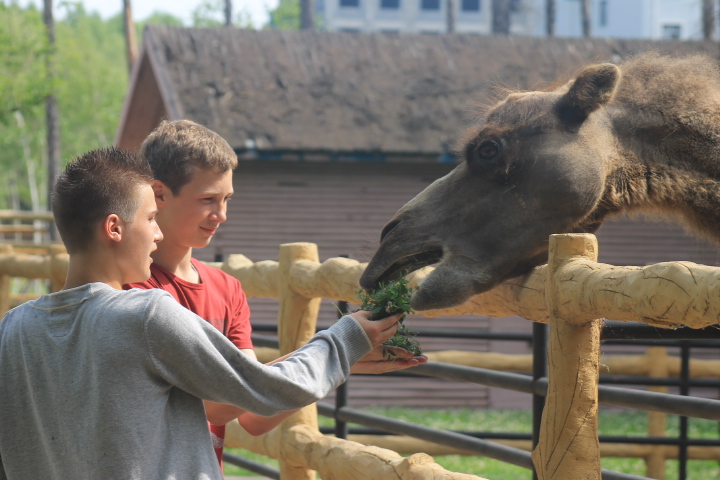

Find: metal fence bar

[249,330,720,477]
[531,322,547,480]
[222,451,280,479]
[679,341,690,480]
[409,362,720,421]
[334,268,350,440]
[316,426,720,446]
[317,403,651,480]
[317,402,535,469]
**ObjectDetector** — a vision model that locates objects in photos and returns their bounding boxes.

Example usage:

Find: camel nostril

[380,219,401,242]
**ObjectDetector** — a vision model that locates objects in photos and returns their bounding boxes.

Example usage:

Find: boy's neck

[150,244,200,283]
[63,252,123,291]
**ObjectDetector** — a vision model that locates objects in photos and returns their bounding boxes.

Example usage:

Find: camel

[360,53,720,311]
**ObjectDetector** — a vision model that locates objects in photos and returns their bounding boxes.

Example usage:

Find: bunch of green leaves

[356,278,422,357]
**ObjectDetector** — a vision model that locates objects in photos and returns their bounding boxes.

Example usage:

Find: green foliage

[356,278,423,356]
[191,0,255,29]
[267,0,301,30]
[143,11,185,27]
[356,277,414,321]
[0,3,50,119]
[0,1,270,213]
[0,2,128,210]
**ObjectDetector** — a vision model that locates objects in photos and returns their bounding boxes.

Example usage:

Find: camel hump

[557,63,621,128]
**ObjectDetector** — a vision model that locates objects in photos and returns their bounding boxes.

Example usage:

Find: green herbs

[356,278,423,357]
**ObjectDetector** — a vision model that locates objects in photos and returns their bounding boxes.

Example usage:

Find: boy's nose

[154,225,164,243]
[211,206,227,223]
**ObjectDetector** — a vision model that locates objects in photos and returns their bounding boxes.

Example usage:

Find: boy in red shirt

[127,120,426,467]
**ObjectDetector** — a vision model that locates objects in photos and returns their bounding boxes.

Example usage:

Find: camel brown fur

[361,53,720,311]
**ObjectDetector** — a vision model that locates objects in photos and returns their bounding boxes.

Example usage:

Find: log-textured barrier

[2,234,719,479]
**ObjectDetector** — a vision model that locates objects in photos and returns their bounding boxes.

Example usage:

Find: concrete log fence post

[645,347,669,479]
[0,244,12,318]
[276,243,323,480]
[532,234,603,480]
[49,243,67,292]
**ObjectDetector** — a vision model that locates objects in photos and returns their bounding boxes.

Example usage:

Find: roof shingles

[143,26,719,154]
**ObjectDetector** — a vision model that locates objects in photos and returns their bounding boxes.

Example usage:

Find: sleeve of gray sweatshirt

[143,293,372,416]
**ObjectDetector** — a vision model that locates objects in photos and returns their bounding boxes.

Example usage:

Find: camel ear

[557,63,620,128]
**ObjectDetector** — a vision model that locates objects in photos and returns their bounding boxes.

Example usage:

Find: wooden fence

[1,234,719,479]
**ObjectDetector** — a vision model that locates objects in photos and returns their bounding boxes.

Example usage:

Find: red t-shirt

[126,258,253,467]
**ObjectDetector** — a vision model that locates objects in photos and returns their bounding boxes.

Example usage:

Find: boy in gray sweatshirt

[0,147,401,480]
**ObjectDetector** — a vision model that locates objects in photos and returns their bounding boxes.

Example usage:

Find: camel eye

[477,140,499,159]
[465,138,506,178]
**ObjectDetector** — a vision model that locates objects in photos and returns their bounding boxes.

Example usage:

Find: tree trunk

[703,0,715,40]
[224,0,232,26]
[14,111,42,243]
[43,0,59,241]
[545,0,555,36]
[492,0,511,35]
[300,0,315,30]
[447,0,456,34]
[122,0,138,73]
[580,0,591,37]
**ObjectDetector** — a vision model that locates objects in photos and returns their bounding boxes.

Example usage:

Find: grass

[224,407,720,479]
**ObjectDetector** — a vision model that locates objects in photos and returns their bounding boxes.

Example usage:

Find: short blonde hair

[141,120,238,194]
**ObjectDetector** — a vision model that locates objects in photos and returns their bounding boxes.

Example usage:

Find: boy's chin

[126,270,152,285]
[191,238,214,249]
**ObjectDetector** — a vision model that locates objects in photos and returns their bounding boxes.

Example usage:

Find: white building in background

[322,0,533,35]
[320,0,715,41]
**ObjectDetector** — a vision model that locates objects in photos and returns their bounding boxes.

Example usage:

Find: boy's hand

[349,310,400,347]
[350,345,428,374]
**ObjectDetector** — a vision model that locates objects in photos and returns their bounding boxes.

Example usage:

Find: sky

[17,0,280,28]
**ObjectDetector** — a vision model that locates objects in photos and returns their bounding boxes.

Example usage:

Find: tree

[44,0,60,225]
[546,0,555,36]
[225,0,232,26]
[580,0,591,37]
[492,0,511,35]
[192,0,253,28]
[268,0,302,30]
[123,0,138,73]
[0,2,259,213]
[300,0,314,30]
[703,0,715,40]
[143,12,184,26]
[0,4,49,118]
[447,0,456,33]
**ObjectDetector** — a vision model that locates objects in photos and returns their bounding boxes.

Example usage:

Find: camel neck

[610,105,720,180]
[591,152,720,242]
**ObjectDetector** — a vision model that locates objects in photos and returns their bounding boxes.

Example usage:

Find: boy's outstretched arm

[204,311,425,429]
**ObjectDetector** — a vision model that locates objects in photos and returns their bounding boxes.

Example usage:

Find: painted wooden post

[276,243,323,480]
[0,244,12,318]
[532,234,602,480]
[645,347,668,479]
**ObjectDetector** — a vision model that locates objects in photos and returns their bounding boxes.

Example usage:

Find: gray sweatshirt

[0,283,371,480]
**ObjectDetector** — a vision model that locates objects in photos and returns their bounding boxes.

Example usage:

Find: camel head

[361,63,622,311]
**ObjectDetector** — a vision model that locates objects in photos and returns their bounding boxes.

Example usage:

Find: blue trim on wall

[236,149,455,165]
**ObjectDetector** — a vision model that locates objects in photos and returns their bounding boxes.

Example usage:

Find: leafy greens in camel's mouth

[356,277,423,357]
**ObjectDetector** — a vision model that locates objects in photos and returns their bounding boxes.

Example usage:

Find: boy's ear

[152,180,168,205]
[103,214,122,243]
